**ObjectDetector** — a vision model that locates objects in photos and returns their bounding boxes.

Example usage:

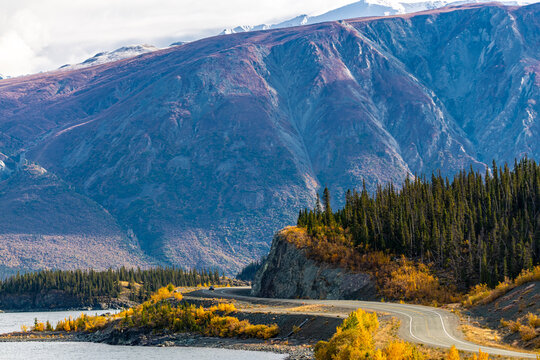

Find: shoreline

[0,331,314,360]
[0,307,121,314]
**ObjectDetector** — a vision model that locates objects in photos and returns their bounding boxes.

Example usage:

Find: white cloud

[0,0,355,77]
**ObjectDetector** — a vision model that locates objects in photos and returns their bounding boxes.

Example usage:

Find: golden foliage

[204,317,278,339]
[150,287,174,303]
[315,309,379,360]
[477,349,490,360]
[37,286,277,341]
[527,313,540,328]
[501,312,540,343]
[380,256,451,304]
[208,302,237,314]
[381,340,423,360]
[447,345,460,360]
[32,320,45,332]
[519,325,537,341]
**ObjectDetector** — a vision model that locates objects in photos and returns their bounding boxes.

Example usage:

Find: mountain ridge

[0,3,538,274]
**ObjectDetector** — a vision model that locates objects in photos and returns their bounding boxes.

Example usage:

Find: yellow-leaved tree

[447,345,460,360]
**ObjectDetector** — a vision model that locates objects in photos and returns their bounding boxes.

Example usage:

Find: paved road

[196,287,536,359]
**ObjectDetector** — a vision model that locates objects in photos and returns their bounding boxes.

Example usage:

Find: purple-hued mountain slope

[0,3,538,274]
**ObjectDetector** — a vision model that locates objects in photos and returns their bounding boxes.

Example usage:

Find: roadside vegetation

[26,285,279,340]
[315,309,497,360]
[500,313,540,348]
[464,265,540,307]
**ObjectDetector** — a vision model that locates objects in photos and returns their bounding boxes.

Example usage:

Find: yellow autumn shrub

[315,308,424,360]
[527,313,540,328]
[32,321,45,332]
[315,309,379,360]
[383,340,423,360]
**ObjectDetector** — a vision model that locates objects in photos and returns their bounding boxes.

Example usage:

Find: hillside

[0,3,539,273]
[0,162,153,277]
[467,280,540,350]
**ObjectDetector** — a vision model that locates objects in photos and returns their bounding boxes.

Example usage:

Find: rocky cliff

[252,229,376,300]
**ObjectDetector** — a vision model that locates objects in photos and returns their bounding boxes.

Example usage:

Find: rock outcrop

[252,231,376,300]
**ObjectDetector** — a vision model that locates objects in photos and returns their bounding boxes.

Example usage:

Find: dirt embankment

[466,281,540,350]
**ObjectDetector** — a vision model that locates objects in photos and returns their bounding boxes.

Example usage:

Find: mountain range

[0,3,538,275]
[220,0,536,34]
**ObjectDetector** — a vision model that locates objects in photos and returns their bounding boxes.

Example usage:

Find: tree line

[0,267,222,306]
[297,158,540,289]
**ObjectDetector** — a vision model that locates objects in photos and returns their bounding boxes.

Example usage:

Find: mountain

[221,0,536,34]
[0,3,538,274]
[0,157,153,277]
[59,44,160,71]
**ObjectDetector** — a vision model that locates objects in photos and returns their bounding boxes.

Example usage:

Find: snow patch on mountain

[59,44,159,70]
[169,41,189,47]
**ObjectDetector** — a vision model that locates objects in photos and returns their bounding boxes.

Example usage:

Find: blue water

[0,309,119,334]
[0,311,286,360]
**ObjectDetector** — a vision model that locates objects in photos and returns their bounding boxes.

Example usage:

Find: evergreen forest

[297,158,540,289]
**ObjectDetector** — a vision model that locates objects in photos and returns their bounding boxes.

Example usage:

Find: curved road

[195,287,536,359]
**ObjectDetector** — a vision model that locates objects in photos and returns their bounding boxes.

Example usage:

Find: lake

[0,310,287,360]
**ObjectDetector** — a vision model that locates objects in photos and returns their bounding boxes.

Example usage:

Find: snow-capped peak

[220,0,538,35]
[59,44,160,71]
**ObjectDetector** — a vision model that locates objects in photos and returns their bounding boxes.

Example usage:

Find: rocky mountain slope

[0,3,538,273]
[0,160,153,277]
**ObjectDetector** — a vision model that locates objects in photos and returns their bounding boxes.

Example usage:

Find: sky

[0,0,359,77]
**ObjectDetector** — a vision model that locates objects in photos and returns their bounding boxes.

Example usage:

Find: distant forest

[297,158,540,289]
[235,259,264,281]
[0,267,221,307]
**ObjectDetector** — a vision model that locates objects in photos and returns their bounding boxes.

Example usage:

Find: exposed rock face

[0,4,538,273]
[252,232,376,300]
